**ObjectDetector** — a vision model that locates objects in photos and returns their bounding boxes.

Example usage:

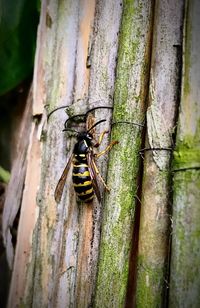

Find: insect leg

[92,160,110,191]
[96,140,118,158]
[93,130,109,147]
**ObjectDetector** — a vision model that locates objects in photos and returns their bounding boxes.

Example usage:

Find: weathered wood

[7,0,79,305]
[8,0,200,307]
[94,1,154,306]
[30,1,92,307]
[7,119,43,308]
[2,87,33,270]
[7,0,122,307]
[135,1,184,307]
[169,0,200,306]
[74,1,122,307]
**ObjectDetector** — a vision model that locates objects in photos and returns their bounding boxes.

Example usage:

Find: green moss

[95,139,137,300]
[170,170,200,307]
[96,238,130,306]
[95,125,142,306]
[136,255,166,307]
[94,0,152,306]
[19,303,27,308]
[113,1,142,123]
[173,133,200,169]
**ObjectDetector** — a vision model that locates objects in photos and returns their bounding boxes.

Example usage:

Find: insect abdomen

[72,154,94,202]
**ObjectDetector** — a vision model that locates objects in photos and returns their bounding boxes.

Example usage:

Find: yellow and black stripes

[72,154,94,202]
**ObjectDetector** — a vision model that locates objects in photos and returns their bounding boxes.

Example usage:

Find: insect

[54,113,118,203]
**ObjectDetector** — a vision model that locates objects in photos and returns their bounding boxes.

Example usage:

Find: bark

[135,1,184,307]
[94,1,154,306]
[169,0,200,306]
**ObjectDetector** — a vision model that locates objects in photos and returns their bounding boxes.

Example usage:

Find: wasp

[54,111,118,203]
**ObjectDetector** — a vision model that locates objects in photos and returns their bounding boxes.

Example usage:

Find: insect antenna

[85,106,113,117]
[64,106,113,129]
[64,114,87,129]
[87,119,106,133]
[47,105,69,120]
[62,128,79,135]
[47,104,113,130]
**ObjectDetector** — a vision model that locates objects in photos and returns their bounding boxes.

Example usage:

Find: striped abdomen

[72,154,94,203]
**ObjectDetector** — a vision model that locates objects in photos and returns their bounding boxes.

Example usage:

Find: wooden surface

[135,1,184,307]
[2,87,33,270]
[94,1,154,306]
[6,0,123,307]
[169,0,200,306]
[4,0,200,307]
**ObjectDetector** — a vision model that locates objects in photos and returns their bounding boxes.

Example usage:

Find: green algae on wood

[94,1,154,306]
[169,0,200,306]
[136,255,167,307]
[169,171,200,307]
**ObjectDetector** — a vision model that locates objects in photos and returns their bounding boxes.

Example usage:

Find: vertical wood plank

[74,1,122,306]
[169,0,200,306]
[7,0,122,307]
[135,1,184,306]
[94,1,154,306]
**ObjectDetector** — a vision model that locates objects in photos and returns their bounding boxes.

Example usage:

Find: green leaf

[0,0,39,95]
[0,165,10,183]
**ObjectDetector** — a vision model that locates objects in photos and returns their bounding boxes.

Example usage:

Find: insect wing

[54,154,73,203]
[87,152,101,203]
